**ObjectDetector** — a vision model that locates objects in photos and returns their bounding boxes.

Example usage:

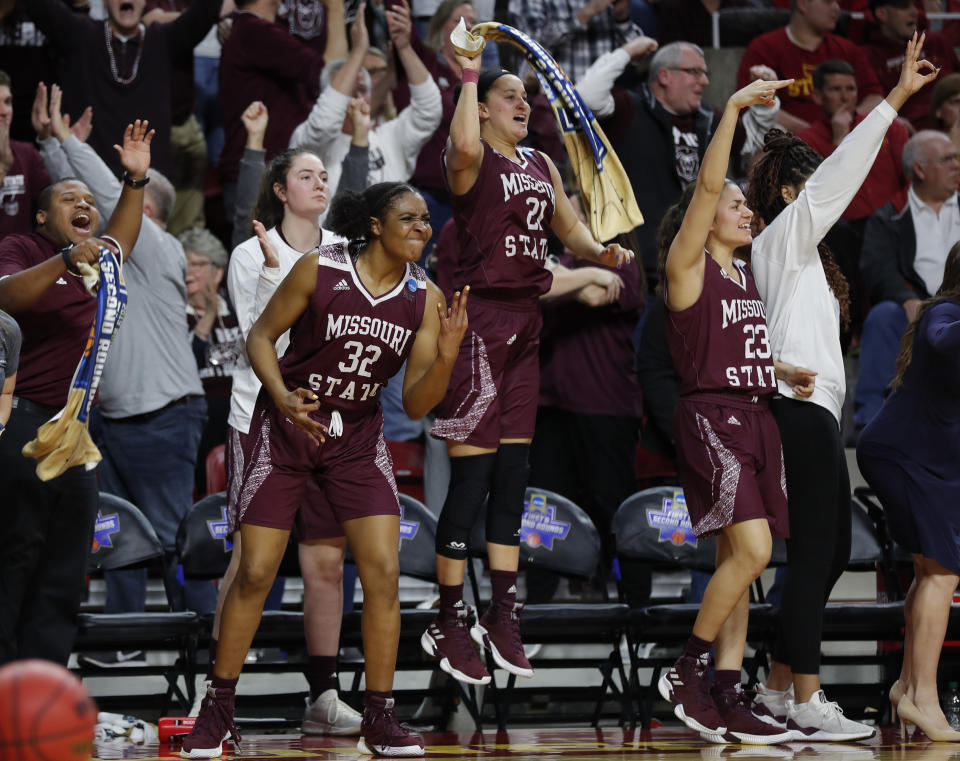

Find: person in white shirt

[745,34,937,740]
[288,0,441,214]
[210,146,359,735]
[854,129,960,429]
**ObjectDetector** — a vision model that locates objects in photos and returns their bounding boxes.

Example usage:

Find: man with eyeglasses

[855,129,960,431]
[862,0,960,131]
[577,40,719,287]
[737,0,883,134]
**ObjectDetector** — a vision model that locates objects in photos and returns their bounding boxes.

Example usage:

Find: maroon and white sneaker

[471,601,533,678]
[712,686,794,745]
[657,654,727,742]
[179,685,242,759]
[421,602,491,685]
[357,695,424,757]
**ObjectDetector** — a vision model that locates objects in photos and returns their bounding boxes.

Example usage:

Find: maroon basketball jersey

[278,243,428,416]
[444,140,556,300]
[665,254,778,396]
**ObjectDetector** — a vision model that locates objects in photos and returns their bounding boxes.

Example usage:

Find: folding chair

[466,487,632,729]
[75,493,201,715]
[612,486,781,727]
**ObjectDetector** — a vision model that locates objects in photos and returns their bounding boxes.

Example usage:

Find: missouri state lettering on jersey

[278,243,428,416]
[665,255,778,396]
[444,140,556,300]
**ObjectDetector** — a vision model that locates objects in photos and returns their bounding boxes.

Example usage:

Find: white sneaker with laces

[785,690,875,742]
[303,689,363,736]
[752,683,793,728]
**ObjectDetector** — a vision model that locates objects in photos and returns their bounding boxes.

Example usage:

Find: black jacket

[602,84,719,281]
[861,200,932,305]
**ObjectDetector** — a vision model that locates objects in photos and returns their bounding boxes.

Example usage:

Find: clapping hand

[253,219,280,269]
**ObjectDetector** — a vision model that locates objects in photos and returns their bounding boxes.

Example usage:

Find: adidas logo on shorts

[727,415,741,426]
[506,334,517,345]
[333,278,350,291]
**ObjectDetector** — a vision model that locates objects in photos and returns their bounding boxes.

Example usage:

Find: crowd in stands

[0,0,958,745]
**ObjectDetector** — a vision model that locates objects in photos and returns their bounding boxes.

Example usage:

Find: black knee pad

[435,453,496,559]
[486,443,530,546]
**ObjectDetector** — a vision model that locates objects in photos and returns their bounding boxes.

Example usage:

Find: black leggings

[770,396,851,675]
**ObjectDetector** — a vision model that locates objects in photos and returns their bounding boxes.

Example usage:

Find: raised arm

[323,0,348,62]
[388,0,429,86]
[665,78,791,311]
[246,252,326,445]
[331,6,370,97]
[576,38,657,119]
[757,33,939,269]
[401,282,468,419]
[445,50,484,195]
[102,121,153,259]
[232,101,268,247]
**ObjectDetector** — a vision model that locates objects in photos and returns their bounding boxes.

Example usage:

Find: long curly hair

[746,129,851,329]
[892,242,960,389]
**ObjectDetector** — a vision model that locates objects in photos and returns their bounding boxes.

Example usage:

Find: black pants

[0,402,99,666]
[526,407,650,606]
[770,396,851,674]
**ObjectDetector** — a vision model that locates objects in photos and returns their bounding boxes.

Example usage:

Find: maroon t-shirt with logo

[444,140,556,302]
[665,254,777,396]
[0,232,97,406]
[0,141,51,239]
[279,244,427,417]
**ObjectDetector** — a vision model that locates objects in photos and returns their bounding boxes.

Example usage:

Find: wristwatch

[122,171,150,188]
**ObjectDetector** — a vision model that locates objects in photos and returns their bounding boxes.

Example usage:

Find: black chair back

[468,487,602,580]
[88,493,163,572]
[612,486,717,571]
[177,492,233,580]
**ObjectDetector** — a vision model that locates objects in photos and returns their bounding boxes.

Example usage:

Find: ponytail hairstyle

[747,128,851,329]
[655,180,698,295]
[326,182,420,254]
[892,242,960,389]
[251,149,321,232]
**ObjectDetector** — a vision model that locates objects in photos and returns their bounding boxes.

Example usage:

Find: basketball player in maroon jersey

[653,76,819,746]
[181,182,468,759]
[421,50,633,684]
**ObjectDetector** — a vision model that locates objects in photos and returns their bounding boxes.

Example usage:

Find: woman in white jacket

[746,34,937,741]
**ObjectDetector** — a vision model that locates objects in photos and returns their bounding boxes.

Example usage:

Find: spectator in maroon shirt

[0,72,51,239]
[862,0,960,131]
[737,0,885,133]
[0,120,150,667]
[217,0,344,222]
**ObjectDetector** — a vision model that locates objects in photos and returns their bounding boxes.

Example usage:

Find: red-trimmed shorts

[234,396,399,539]
[673,392,788,539]
[430,295,541,448]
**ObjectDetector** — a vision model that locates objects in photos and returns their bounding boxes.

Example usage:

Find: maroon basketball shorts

[226,423,345,540]
[431,296,541,448]
[673,392,789,539]
[235,397,399,537]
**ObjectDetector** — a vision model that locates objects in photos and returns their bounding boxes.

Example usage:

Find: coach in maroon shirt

[0,122,149,667]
